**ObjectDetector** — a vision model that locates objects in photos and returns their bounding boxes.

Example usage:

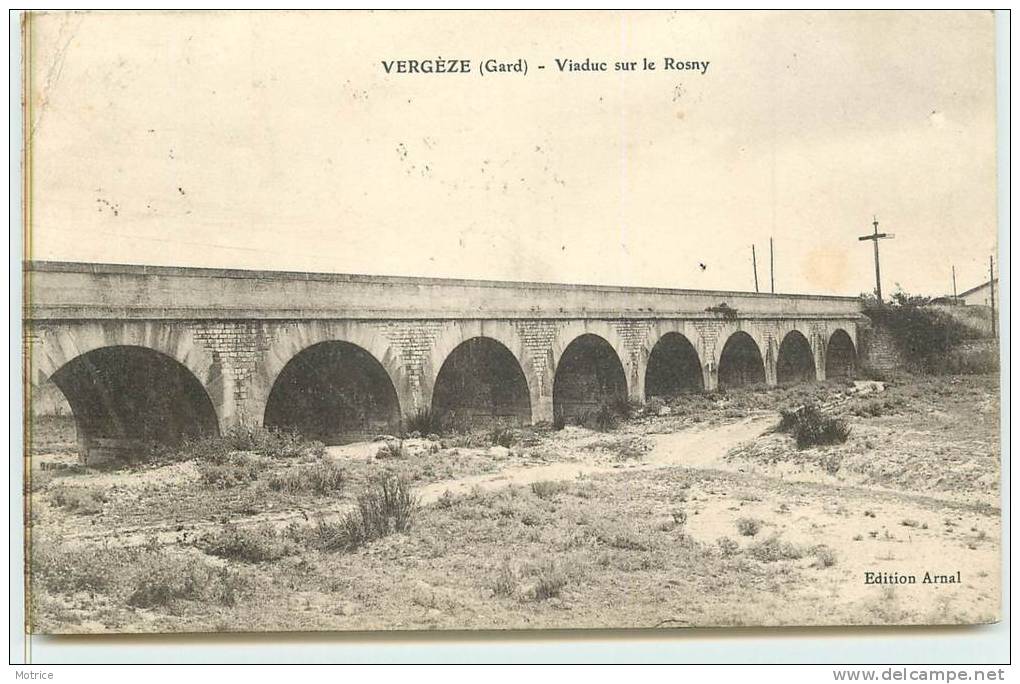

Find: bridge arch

[552,331,629,422]
[30,321,227,434]
[422,321,540,427]
[776,330,817,385]
[42,344,220,455]
[825,328,857,379]
[263,340,402,443]
[645,331,704,397]
[717,330,766,389]
[430,337,532,430]
[255,321,409,432]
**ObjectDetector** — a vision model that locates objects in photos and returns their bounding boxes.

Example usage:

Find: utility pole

[952,265,958,302]
[989,256,996,337]
[769,237,775,293]
[752,245,759,293]
[858,216,894,304]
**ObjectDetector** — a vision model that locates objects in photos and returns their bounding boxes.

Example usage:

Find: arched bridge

[25,261,863,457]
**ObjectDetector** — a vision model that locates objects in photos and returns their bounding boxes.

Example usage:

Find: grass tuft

[267,459,346,495]
[736,517,763,537]
[307,475,418,552]
[404,408,443,437]
[47,485,108,515]
[195,523,300,563]
[746,534,805,562]
[196,453,267,489]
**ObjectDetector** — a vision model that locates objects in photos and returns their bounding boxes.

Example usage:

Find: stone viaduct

[25,261,863,458]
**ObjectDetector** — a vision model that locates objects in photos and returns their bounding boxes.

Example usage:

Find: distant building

[957,278,998,307]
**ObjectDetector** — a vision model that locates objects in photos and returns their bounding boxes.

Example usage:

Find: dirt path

[416,416,772,503]
[60,417,773,545]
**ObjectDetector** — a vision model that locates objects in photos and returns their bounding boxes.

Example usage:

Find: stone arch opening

[264,341,401,444]
[776,330,817,385]
[645,333,704,397]
[718,331,766,389]
[48,345,219,455]
[826,329,857,379]
[553,333,628,421]
[431,337,531,430]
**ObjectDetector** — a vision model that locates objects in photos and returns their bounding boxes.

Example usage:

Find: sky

[26,10,999,296]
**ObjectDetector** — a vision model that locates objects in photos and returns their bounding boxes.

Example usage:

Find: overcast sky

[27,10,998,296]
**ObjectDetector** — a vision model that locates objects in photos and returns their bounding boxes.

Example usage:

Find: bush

[591,403,620,430]
[268,459,346,495]
[747,534,805,562]
[863,293,988,374]
[943,346,1000,375]
[161,426,325,464]
[552,414,566,431]
[31,537,252,608]
[811,545,837,568]
[822,453,843,475]
[490,555,518,598]
[671,508,688,532]
[596,520,650,551]
[489,426,516,448]
[405,408,443,437]
[360,474,417,534]
[530,480,565,499]
[196,452,267,489]
[310,475,419,552]
[849,397,906,418]
[777,404,851,449]
[31,539,132,595]
[127,554,251,607]
[644,396,666,416]
[717,536,740,557]
[48,485,108,515]
[195,523,299,563]
[736,517,762,537]
[375,439,406,459]
[528,561,568,601]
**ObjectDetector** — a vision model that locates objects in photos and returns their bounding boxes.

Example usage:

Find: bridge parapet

[26,261,864,321]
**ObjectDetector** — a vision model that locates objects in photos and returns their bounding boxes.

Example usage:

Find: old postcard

[22,10,1001,634]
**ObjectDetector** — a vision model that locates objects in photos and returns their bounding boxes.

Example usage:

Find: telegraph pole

[989,256,996,337]
[769,237,775,293]
[952,265,958,302]
[858,217,894,304]
[752,245,759,293]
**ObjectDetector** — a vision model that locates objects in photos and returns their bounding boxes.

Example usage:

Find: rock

[372,434,397,442]
[658,406,672,416]
[852,380,886,395]
[375,443,398,459]
[489,446,511,459]
[426,608,444,620]
[402,438,441,458]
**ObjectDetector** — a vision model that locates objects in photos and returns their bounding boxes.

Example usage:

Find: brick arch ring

[250,320,411,426]
[420,321,543,424]
[28,321,229,431]
[548,320,633,399]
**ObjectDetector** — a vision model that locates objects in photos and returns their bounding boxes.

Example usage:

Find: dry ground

[26,374,1001,634]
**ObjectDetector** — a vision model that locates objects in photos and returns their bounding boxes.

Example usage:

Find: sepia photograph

[18,10,1003,642]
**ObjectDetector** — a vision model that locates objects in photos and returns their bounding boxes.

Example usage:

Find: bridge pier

[813,332,828,382]
[764,337,779,387]
[533,394,555,424]
[702,362,719,392]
